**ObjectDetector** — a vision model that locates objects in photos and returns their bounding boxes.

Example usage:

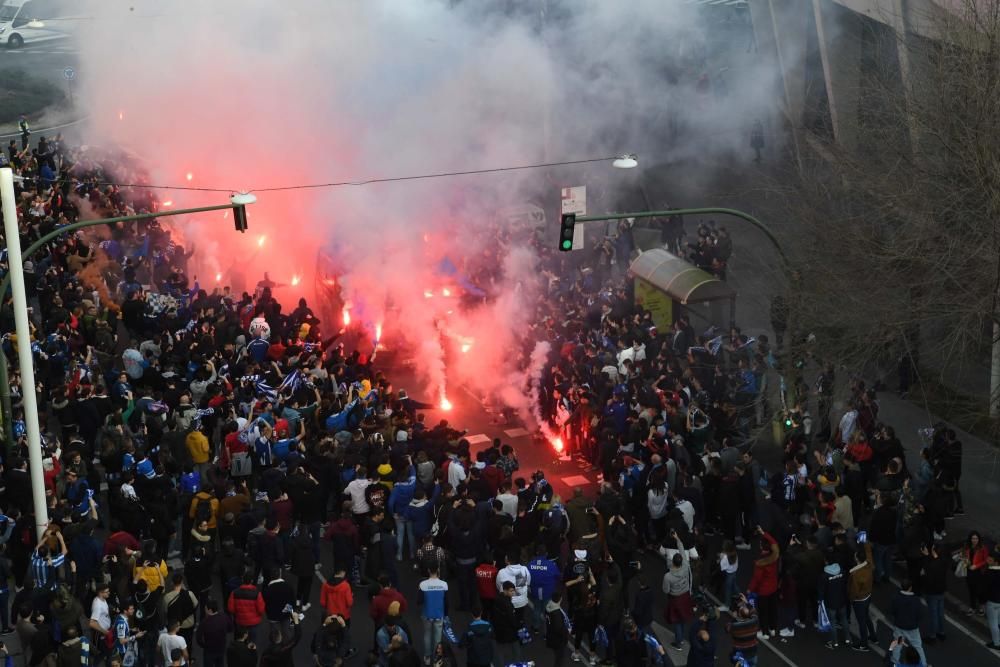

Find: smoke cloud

[70,0,775,420]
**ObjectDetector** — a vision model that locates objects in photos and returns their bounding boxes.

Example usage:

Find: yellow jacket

[185,431,210,464]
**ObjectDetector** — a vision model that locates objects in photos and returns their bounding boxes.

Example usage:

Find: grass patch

[0,67,66,124]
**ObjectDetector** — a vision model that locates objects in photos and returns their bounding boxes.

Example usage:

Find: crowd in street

[0,130,994,667]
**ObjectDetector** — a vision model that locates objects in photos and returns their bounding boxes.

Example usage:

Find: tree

[772,0,1000,432]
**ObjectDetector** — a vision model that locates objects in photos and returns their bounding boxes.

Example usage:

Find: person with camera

[726,596,760,667]
[662,529,693,651]
[687,604,718,667]
[889,579,925,664]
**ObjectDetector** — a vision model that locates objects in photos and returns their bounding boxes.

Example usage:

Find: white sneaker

[718,605,730,613]
[572,652,582,662]
[780,628,795,638]
[793,620,806,629]
[757,631,767,640]
[301,603,311,612]
[736,542,753,551]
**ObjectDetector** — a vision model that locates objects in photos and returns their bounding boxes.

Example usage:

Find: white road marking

[464,433,490,445]
[504,427,530,438]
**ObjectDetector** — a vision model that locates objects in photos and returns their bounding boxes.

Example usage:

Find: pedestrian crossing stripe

[503,427,530,438]
[559,475,592,487]
[465,433,490,445]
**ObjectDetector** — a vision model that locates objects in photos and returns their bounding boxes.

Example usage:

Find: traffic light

[230,192,256,233]
[233,205,248,233]
[559,213,576,252]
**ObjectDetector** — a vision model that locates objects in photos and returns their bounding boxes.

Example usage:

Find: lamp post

[0,170,254,537]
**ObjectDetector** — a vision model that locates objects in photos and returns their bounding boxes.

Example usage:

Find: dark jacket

[196,611,233,654]
[986,566,1000,604]
[687,619,717,667]
[226,639,258,666]
[493,595,519,643]
[890,590,922,630]
[920,555,949,596]
[263,578,295,622]
[258,622,302,667]
[818,563,848,610]
[462,618,494,666]
[868,504,897,545]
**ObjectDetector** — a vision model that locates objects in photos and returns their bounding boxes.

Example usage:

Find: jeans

[852,598,875,645]
[873,543,893,582]
[722,571,739,607]
[671,622,684,645]
[455,561,477,610]
[497,640,522,665]
[531,596,550,630]
[0,589,8,629]
[893,627,925,665]
[926,594,944,638]
[202,650,225,667]
[422,617,443,659]
[987,601,1000,646]
[826,605,849,645]
[395,516,414,560]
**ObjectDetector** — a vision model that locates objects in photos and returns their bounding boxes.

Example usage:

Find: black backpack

[167,590,195,626]
[194,495,213,523]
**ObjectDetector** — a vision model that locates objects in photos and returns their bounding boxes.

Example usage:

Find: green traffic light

[561,240,572,250]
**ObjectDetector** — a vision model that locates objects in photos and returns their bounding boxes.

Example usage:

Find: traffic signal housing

[559,213,576,252]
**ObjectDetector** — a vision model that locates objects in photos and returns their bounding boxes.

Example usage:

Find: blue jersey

[527,557,560,600]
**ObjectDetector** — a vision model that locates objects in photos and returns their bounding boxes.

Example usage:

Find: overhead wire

[37,155,624,195]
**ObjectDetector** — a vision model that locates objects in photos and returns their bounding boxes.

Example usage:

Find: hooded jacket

[403,498,434,538]
[320,576,354,619]
[818,562,847,610]
[462,618,494,666]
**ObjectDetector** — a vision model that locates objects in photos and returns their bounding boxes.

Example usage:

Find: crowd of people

[0,128,992,667]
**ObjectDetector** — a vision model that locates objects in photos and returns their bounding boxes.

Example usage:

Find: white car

[0,0,69,48]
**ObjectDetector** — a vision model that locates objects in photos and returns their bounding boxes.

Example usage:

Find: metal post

[0,167,49,539]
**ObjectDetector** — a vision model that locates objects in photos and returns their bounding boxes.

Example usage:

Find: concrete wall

[750,0,952,158]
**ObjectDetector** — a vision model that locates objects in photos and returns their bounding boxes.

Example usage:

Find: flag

[706,335,723,356]
[278,369,303,394]
[132,234,150,259]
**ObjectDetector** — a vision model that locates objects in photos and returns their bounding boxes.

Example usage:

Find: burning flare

[215,272,222,282]
[440,397,453,411]
[291,275,301,286]
[257,235,266,248]
[552,437,565,454]
[342,308,351,327]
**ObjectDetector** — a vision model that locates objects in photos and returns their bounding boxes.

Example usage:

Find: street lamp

[0,167,254,539]
[612,154,639,169]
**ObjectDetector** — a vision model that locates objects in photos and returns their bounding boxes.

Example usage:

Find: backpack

[230,451,252,477]
[194,495,213,523]
[167,590,195,626]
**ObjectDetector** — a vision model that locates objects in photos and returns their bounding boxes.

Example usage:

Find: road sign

[560,186,586,250]
[63,67,75,80]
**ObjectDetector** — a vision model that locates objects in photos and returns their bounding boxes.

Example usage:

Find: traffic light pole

[0,202,241,446]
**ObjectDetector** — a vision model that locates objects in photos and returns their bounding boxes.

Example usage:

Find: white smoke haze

[68,0,777,417]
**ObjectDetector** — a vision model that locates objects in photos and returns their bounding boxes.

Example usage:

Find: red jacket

[227,585,265,627]
[319,579,354,619]
[748,532,780,597]
[475,563,498,600]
